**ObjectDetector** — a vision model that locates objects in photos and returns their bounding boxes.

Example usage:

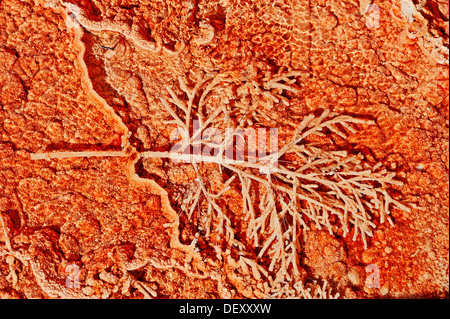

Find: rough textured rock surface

[0,0,448,298]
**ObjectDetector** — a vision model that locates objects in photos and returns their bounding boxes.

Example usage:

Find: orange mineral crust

[0,0,448,299]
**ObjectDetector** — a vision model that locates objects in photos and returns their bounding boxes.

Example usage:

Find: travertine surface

[0,0,448,298]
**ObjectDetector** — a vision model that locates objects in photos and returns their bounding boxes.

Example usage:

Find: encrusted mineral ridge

[0,0,448,299]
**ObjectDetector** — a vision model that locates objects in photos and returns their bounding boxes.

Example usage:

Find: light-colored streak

[30,151,128,160]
